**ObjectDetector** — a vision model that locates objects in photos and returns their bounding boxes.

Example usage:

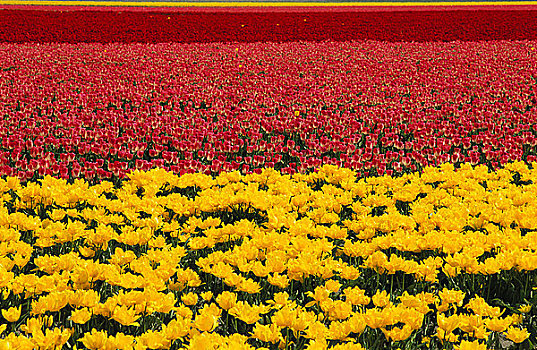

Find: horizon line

[2,0,537,6]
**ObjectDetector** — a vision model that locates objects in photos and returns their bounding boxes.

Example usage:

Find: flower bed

[0,6,537,42]
[1,41,536,184]
[0,162,536,349]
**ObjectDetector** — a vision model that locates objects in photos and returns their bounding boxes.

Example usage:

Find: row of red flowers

[0,8,537,43]
[0,40,536,183]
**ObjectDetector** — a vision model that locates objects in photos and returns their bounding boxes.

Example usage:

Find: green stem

[390,274,394,297]
[524,273,530,298]
[486,274,493,302]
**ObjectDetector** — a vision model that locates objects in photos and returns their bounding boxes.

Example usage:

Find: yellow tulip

[327,300,352,321]
[267,273,290,289]
[344,287,371,306]
[454,340,487,350]
[181,292,198,306]
[364,308,387,329]
[251,323,281,344]
[272,305,297,329]
[109,333,135,350]
[372,290,391,308]
[229,301,262,325]
[485,317,512,333]
[163,317,191,340]
[216,291,237,311]
[200,291,213,302]
[519,305,532,314]
[1,306,21,322]
[111,305,141,327]
[78,329,109,350]
[304,321,328,340]
[137,329,170,349]
[70,308,92,325]
[439,288,465,306]
[437,313,460,334]
[266,292,290,310]
[193,312,219,333]
[505,326,530,343]
[381,324,413,342]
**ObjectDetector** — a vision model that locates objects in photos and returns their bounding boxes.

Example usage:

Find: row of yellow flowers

[0,162,536,349]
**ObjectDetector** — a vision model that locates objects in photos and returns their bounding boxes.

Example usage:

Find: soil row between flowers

[0,6,537,42]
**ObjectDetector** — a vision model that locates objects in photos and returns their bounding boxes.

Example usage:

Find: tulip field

[1,3,537,350]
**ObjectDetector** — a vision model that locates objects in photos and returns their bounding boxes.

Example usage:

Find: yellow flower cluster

[0,162,535,349]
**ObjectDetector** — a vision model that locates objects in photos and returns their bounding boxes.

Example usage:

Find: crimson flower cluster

[0,40,536,182]
[0,6,537,43]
